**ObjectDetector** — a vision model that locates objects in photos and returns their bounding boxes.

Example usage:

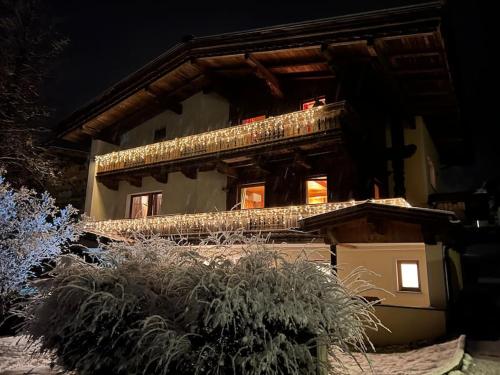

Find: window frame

[239,182,266,209]
[129,191,163,219]
[305,175,328,205]
[397,260,422,292]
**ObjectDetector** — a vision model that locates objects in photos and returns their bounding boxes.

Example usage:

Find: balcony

[95,102,351,187]
[86,198,409,238]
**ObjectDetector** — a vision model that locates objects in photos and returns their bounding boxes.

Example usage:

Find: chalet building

[58,2,463,346]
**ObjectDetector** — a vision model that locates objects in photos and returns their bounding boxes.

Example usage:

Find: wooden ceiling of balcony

[58,2,458,154]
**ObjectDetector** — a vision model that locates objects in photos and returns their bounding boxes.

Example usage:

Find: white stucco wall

[336,243,432,308]
[85,92,230,220]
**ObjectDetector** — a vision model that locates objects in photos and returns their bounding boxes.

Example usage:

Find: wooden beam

[98,177,119,191]
[191,58,236,100]
[245,53,283,98]
[181,166,198,180]
[293,152,312,170]
[124,175,142,188]
[145,86,183,115]
[151,167,169,184]
[216,161,238,179]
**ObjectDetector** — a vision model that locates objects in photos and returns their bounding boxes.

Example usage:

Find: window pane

[302,96,326,110]
[242,115,266,124]
[151,193,162,215]
[400,262,420,289]
[241,185,265,209]
[131,195,149,219]
[306,177,328,204]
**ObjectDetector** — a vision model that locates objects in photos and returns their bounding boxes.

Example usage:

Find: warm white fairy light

[95,102,346,174]
[86,198,410,237]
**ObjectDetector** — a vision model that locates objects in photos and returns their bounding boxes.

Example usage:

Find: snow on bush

[0,172,80,297]
[21,232,385,375]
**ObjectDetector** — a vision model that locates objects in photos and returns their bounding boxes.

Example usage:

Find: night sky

[43,0,495,191]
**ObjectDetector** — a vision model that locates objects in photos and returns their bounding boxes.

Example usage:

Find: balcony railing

[86,198,410,237]
[95,101,348,174]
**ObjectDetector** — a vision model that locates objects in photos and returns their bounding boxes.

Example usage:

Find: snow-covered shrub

[0,172,80,297]
[22,232,384,375]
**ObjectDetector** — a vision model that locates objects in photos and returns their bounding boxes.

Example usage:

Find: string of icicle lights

[95,102,346,173]
[87,198,410,237]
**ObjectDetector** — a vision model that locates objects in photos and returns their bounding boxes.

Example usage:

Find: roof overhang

[57,2,459,153]
[299,201,460,244]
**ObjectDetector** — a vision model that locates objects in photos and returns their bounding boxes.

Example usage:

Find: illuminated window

[240,184,265,209]
[302,96,326,110]
[397,260,421,292]
[242,115,266,124]
[130,192,162,218]
[306,176,328,204]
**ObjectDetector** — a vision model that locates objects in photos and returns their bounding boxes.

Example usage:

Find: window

[129,192,162,218]
[301,96,326,110]
[397,260,421,292]
[242,115,266,124]
[306,176,328,204]
[240,184,265,209]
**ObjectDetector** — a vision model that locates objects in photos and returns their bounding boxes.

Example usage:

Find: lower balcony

[86,198,410,239]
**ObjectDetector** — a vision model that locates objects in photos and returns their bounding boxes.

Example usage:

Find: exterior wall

[85,139,119,219]
[404,116,439,207]
[336,242,448,345]
[386,116,439,207]
[195,243,331,263]
[336,243,432,308]
[426,243,447,309]
[369,305,447,346]
[120,92,230,148]
[86,92,230,220]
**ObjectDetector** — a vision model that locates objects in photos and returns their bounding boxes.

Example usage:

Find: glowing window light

[306,176,328,205]
[241,185,265,209]
[95,102,346,174]
[86,198,410,238]
[397,260,421,292]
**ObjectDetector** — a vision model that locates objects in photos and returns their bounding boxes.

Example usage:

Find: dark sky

[43,0,495,191]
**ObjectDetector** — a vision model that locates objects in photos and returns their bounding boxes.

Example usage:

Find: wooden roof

[299,201,459,244]
[58,2,458,151]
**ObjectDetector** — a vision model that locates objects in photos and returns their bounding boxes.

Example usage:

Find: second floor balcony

[94,102,351,188]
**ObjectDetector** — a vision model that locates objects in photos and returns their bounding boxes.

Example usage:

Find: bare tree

[0,0,68,187]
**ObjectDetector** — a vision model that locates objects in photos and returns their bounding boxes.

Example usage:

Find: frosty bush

[0,172,80,297]
[22,232,384,375]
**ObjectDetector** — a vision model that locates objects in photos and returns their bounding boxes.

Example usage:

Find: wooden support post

[125,175,142,188]
[99,177,119,191]
[151,167,169,184]
[216,161,238,179]
[245,53,284,98]
[181,166,198,180]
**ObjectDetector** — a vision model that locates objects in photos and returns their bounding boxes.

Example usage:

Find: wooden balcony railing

[86,198,409,237]
[95,101,348,174]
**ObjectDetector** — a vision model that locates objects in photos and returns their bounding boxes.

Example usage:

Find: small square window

[397,260,421,292]
[306,176,328,205]
[240,184,265,209]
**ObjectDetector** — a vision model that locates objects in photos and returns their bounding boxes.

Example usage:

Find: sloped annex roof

[57,1,456,147]
[299,201,459,244]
